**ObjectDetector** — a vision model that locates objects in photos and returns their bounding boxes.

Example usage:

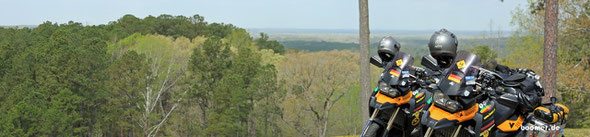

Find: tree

[106,33,203,136]
[190,29,284,137]
[0,22,110,136]
[542,0,559,103]
[255,33,286,54]
[166,36,207,137]
[358,0,370,127]
[279,50,360,137]
[103,51,149,136]
[187,36,232,136]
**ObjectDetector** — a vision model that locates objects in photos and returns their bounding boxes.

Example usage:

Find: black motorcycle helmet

[428,29,458,68]
[377,36,401,62]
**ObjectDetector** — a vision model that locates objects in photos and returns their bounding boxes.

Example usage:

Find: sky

[0,0,527,31]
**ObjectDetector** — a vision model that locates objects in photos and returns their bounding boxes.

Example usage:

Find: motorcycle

[420,50,569,137]
[361,52,433,137]
[420,50,511,137]
[492,68,569,137]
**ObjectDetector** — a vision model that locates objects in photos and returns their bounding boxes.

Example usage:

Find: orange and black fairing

[420,103,478,129]
[370,90,413,110]
[375,90,412,105]
[497,114,524,132]
[490,113,526,137]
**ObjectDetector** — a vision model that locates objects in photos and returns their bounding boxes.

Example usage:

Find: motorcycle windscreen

[438,51,481,96]
[451,51,481,73]
[380,61,395,84]
[385,52,414,85]
[391,52,414,70]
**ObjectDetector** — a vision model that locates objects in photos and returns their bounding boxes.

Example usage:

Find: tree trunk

[248,97,256,137]
[542,0,558,104]
[321,105,331,137]
[264,109,269,137]
[200,105,208,130]
[358,0,371,127]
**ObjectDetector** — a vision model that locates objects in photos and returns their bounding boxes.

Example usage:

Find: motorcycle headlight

[378,81,399,97]
[433,91,463,113]
[379,81,390,92]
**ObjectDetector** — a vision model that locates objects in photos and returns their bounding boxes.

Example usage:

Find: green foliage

[186,30,285,136]
[107,14,235,40]
[78,13,238,44]
[560,87,590,128]
[0,21,110,136]
[103,51,149,136]
[40,89,86,136]
[503,32,544,71]
[278,50,360,137]
[0,13,283,137]
[469,45,498,63]
[187,36,233,136]
[256,33,286,54]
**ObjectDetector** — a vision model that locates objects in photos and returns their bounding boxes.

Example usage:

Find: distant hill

[0,25,38,29]
[280,38,508,56]
[248,28,512,35]
[252,28,511,48]
[275,30,509,66]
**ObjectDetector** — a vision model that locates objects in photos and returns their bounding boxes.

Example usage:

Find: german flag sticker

[390,69,400,77]
[448,74,462,83]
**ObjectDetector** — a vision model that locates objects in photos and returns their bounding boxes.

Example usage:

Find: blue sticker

[402,71,409,74]
[465,76,475,81]
[463,91,470,96]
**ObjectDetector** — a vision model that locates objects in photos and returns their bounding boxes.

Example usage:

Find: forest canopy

[0,14,287,137]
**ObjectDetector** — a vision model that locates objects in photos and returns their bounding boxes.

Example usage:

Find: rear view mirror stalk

[370,55,385,68]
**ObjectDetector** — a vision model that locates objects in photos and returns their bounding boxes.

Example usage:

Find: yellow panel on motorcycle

[456,60,466,69]
[395,59,403,66]
[497,115,524,132]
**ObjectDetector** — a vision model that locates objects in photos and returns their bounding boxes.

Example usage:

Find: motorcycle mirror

[370,55,385,68]
[421,55,439,71]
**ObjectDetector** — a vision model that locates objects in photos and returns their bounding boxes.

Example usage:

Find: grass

[564,128,590,137]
